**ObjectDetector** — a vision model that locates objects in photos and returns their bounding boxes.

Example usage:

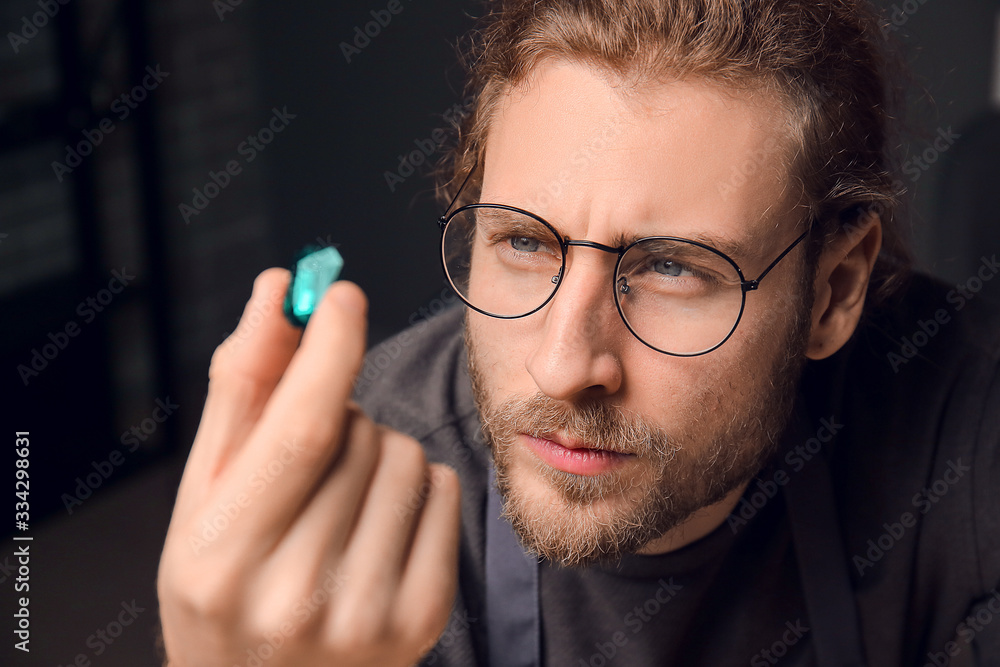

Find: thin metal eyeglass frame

[437,165,812,357]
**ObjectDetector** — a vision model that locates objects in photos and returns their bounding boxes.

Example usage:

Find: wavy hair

[437,0,912,301]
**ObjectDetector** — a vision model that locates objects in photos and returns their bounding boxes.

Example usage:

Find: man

[157,1,1000,666]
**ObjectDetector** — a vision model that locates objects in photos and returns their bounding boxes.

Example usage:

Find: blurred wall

[247,0,479,344]
[867,0,1000,284]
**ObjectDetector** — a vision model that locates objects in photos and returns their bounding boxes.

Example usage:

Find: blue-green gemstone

[283,246,344,327]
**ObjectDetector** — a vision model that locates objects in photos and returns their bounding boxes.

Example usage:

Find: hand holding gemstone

[157,268,461,667]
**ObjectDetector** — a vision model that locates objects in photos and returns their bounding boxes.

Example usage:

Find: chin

[491,438,713,568]
[464,294,811,568]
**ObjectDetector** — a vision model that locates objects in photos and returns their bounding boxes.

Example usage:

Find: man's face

[466,60,813,567]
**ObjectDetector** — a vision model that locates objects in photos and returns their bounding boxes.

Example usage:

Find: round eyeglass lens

[442,206,563,318]
[615,238,746,355]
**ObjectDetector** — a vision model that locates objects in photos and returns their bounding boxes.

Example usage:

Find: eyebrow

[474,207,533,225]
[474,207,552,235]
[474,203,758,261]
[606,230,755,261]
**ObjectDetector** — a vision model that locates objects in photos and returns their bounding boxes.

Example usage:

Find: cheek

[691,297,802,403]
[622,354,727,428]
[743,255,811,335]
[619,322,775,433]
[467,313,531,388]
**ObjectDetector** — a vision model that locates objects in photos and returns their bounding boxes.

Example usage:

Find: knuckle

[417,466,461,525]
[162,563,241,625]
[255,267,289,292]
[272,419,340,470]
[206,342,256,390]
[245,600,315,642]
[281,426,333,469]
[328,603,392,655]
[428,465,461,499]
[399,598,452,650]
[159,526,253,623]
[208,340,236,382]
[346,412,381,466]
[380,432,428,474]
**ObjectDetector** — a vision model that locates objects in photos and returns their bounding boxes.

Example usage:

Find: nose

[525,245,625,400]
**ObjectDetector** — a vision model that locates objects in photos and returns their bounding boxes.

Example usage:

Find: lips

[545,433,592,450]
[522,433,633,476]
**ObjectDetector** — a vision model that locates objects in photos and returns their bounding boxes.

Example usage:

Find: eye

[650,258,694,278]
[510,236,542,252]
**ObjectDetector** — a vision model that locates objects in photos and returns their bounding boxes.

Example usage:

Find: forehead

[481,60,802,251]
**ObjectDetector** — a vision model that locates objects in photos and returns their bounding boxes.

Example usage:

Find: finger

[175,268,301,519]
[212,280,369,546]
[394,464,461,645]
[263,409,382,578]
[328,432,430,630]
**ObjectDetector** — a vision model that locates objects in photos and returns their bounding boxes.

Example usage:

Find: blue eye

[510,236,541,252]
[651,258,693,277]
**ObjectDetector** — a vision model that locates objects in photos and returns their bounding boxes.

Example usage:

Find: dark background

[0,0,998,664]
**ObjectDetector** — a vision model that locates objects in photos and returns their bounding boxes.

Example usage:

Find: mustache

[482,392,681,459]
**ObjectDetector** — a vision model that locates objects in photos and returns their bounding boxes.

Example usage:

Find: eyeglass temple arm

[742,225,812,292]
[438,163,480,228]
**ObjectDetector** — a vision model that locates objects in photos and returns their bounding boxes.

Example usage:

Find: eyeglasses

[437,167,811,357]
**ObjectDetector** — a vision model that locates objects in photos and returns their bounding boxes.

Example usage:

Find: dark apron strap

[485,462,541,667]
[484,446,867,667]
[783,443,867,667]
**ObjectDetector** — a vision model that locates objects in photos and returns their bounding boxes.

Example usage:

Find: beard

[465,282,813,568]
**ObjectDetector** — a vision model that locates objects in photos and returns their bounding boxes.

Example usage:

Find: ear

[806,211,882,360]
